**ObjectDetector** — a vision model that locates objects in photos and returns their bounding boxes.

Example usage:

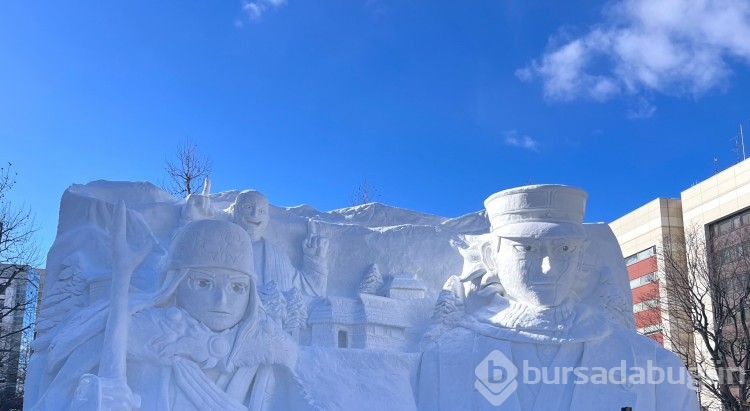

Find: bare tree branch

[350,178,381,206]
[0,162,40,404]
[162,139,212,197]
[648,224,750,410]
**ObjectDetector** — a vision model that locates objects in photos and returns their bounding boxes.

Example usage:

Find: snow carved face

[232,192,269,241]
[489,236,583,307]
[176,267,253,331]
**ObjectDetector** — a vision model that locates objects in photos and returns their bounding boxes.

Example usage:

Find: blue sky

[2,0,750,262]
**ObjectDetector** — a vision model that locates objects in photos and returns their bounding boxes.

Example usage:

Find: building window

[633,298,659,313]
[337,330,348,348]
[637,324,662,335]
[710,208,750,238]
[624,247,656,266]
[709,209,750,271]
[630,272,657,289]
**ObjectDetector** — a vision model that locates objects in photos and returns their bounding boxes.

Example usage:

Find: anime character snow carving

[25,202,316,411]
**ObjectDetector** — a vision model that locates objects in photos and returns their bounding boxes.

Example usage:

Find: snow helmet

[166,219,255,278]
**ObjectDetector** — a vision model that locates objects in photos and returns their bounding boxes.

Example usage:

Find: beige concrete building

[681,156,750,229]
[610,158,750,411]
[610,198,688,353]
[681,158,750,411]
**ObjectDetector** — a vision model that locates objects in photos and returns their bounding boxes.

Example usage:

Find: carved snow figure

[417,185,699,411]
[227,190,328,296]
[25,208,316,411]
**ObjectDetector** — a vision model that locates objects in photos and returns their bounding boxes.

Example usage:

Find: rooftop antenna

[731,128,746,163]
[741,123,747,161]
[714,156,719,174]
[733,134,742,163]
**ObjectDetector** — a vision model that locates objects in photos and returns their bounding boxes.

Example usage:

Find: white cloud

[627,97,657,119]
[504,131,541,151]
[242,0,287,21]
[518,0,750,103]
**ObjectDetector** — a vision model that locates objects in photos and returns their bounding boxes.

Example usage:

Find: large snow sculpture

[226,190,328,296]
[25,204,316,411]
[28,179,700,411]
[26,180,487,411]
[27,181,479,411]
[417,185,699,411]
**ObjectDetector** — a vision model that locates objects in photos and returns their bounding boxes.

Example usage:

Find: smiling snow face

[232,191,270,241]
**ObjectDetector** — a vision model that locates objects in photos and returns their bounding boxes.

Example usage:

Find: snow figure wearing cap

[417,185,699,411]
[120,218,316,411]
[26,214,316,411]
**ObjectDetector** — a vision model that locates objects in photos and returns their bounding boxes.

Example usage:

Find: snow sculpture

[420,276,465,345]
[226,190,328,296]
[25,180,485,411]
[417,185,699,411]
[358,263,384,294]
[180,178,214,223]
[283,287,308,342]
[25,205,316,410]
[306,264,429,351]
[259,280,288,326]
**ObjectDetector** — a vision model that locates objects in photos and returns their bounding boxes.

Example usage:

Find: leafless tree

[350,178,381,206]
[0,162,40,405]
[162,139,212,197]
[648,224,750,410]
